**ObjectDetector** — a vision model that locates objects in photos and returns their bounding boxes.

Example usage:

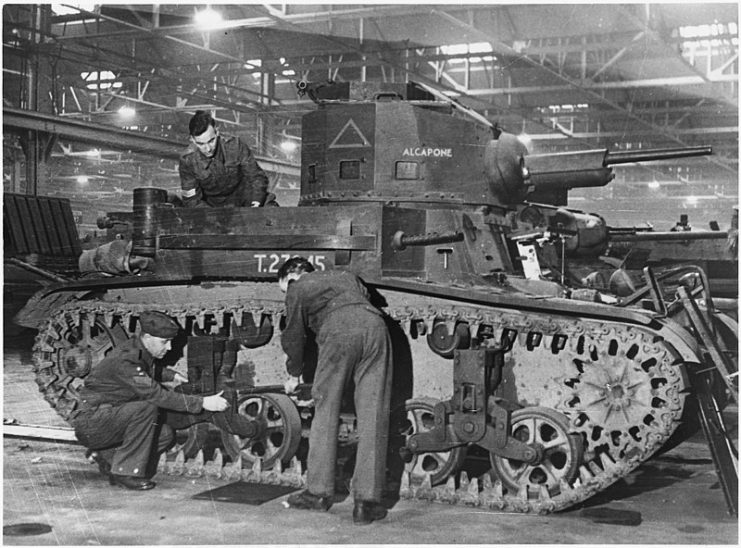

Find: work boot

[227,413,260,438]
[109,474,156,491]
[85,449,111,476]
[286,490,332,511]
[352,500,387,525]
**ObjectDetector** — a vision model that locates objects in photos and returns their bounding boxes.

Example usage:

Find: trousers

[308,307,392,501]
[72,401,174,478]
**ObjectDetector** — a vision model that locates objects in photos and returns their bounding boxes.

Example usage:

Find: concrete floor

[3,334,739,545]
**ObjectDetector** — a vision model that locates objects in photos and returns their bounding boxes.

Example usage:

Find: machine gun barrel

[605,145,713,165]
[391,230,464,251]
[609,229,728,243]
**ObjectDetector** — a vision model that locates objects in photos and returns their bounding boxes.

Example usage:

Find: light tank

[14,80,737,514]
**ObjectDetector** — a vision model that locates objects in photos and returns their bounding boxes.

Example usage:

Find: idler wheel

[221,393,302,468]
[35,311,130,420]
[398,398,466,486]
[426,320,470,359]
[489,407,582,497]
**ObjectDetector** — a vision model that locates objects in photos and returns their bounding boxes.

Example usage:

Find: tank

[14,80,737,514]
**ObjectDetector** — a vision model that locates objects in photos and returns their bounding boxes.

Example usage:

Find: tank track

[32,295,688,514]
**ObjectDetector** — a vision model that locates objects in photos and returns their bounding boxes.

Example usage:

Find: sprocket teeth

[103,310,115,328]
[480,474,506,509]
[423,315,436,335]
[285,457,304,486]
[538,484,551,500]
[459,476,480,506]
[400,319,413,335]
[558,478,576,499]
[242,457,263,483]
[588,460,602,476]
[185,450,205,477]
[579,464,595,483]
[215,309,227,329]
[177,313,188,329]
[263,460,283,485]
[517,485,529,501]
[399,472,412,499]
[157,452,168,473]
[439,476,458,504]
[415,474,436,501]
[205,449,224,479]
[168,450,186,475]
[196,311,207,331]
[223,456,243,480]
[121,311,134,332]
[70,310,81,327]
[598,452,618,474]
[252,311,263,329]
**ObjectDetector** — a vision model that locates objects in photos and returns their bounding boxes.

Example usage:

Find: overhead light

[280,140,298,153]
[517,134,532,148]
[76,175,89,184]
[51,2,97,16]
[86,149,99,157]
[118,106,135,118]
[194,7,223,30]
[686,195,698,205]
[648,180,660,189]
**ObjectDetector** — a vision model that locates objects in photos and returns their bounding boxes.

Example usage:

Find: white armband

[182,188,197,198]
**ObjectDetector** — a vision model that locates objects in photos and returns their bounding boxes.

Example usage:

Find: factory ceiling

[2,3,738,227]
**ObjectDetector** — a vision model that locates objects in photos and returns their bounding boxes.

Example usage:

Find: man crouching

[70,310,230,490]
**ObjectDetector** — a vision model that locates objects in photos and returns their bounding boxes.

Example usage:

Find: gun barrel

[391,230,464,251]
[606,145,712,165]
[609,230,728,243]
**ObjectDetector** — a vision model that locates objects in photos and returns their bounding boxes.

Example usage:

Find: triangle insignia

[329,118,371,149]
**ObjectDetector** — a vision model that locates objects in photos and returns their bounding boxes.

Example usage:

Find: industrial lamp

[194,7,223,30]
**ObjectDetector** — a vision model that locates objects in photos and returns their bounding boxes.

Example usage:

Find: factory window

[395,161,420,180]
[339,160,360,180]
[80,71,122,91]
[440,42,496,63]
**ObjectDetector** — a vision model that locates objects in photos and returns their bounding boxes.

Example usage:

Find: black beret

[139,311,180,339]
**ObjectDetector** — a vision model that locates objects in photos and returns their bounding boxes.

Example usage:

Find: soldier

[70,310,232,491]
[179,110,274,208]
[278,257,393,525]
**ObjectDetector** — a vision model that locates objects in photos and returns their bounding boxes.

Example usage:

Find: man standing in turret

[179,110,272,208]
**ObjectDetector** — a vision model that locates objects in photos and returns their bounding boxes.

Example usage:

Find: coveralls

[282,270,393,502]
[178,133,269,208]
[71,336,203,478]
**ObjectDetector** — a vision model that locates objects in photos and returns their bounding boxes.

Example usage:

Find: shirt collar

[135,336,156,369]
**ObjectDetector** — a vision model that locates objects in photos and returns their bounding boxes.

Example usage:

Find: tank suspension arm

[391,230,464,251]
